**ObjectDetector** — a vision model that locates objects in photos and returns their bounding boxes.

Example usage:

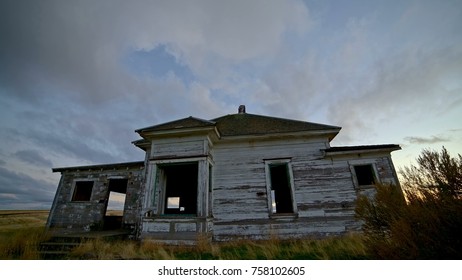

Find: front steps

[39,230,131,259]
[39,236,83,259]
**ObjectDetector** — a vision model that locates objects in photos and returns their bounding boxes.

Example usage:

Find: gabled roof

[211,113,340,137]
[136,116,216,134]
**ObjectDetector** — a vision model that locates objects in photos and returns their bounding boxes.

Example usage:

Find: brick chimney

[238,105,246,114]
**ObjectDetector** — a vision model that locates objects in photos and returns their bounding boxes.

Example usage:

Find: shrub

[356,147,462,259]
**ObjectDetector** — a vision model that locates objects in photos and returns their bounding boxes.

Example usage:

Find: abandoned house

[47,105,401,243]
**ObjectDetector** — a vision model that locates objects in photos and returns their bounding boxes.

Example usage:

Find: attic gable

[136,116,216,137]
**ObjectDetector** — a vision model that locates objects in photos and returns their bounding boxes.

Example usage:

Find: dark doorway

[103,179,128,230]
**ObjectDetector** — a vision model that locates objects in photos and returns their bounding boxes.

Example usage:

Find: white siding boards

[48,106,401,243]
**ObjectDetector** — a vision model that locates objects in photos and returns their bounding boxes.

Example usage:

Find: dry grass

[0,210,50,259]
[0,210,49,232]
[69,234,368,260]
[0,227,50,259]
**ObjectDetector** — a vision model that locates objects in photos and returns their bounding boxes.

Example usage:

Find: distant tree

[356,147,462,259]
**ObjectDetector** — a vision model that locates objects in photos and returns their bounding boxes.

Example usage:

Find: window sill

[269,213,299,219]
[356,184,376,190]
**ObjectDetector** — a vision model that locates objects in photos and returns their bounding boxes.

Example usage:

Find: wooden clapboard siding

[209,136,362,239]
[151,138,207,158]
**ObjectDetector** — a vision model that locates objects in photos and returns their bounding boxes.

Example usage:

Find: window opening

[163,163,198,215]
[269,164,294,214]
[354,165,376,186]
[71,181,94,201]
[104,179,128,230]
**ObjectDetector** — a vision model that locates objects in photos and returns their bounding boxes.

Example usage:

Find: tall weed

[0,227,49,259]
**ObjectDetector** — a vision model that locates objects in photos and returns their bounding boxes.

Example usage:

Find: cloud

[0,0,310,106]
[326,38,462,144]
[14,150,53,167]
[404,136,451,145]
[0,167,56,209]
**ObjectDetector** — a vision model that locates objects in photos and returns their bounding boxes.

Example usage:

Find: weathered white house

[47,105,400,242]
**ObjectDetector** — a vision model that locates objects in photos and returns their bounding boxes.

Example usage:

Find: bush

[400,147,462,199]
[356,147,462,259]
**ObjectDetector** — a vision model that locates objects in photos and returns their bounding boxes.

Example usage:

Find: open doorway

[104,178,128,230]
[161,162,198,215]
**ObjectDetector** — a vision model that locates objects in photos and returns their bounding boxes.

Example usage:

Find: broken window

[105,179,128,213]
[162,162,198,215]
[71,181,94,201]
[267,162,295,214]
[354,164,376,186]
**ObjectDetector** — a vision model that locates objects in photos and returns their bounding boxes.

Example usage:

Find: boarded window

[71,181,94,201]
[162,162,198,215]
[269,164,294,214]
[354,164,376,186]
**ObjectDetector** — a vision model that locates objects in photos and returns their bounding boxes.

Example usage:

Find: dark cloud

[14,150,53,167]
[0,0,309,108]
[0,167,56,209]
[404,136,450,145]
[22,126,135,165]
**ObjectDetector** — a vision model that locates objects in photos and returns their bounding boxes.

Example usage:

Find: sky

[0,0,461,209]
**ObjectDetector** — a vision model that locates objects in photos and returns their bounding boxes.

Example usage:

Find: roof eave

[218,128,340,142]
[52,161,145,173]
[132,139,151,151]
[324,145,401,157]
[138,126,220,139]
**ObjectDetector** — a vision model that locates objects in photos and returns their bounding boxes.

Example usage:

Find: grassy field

[0,210,49,232]
[0,210,369,260]
[0,210,50,259]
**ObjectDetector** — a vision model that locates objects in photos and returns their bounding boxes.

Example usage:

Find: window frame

[70,180,95,202]
[264,159,297,216]
[350,162,380,189]
[157,161,199,216]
